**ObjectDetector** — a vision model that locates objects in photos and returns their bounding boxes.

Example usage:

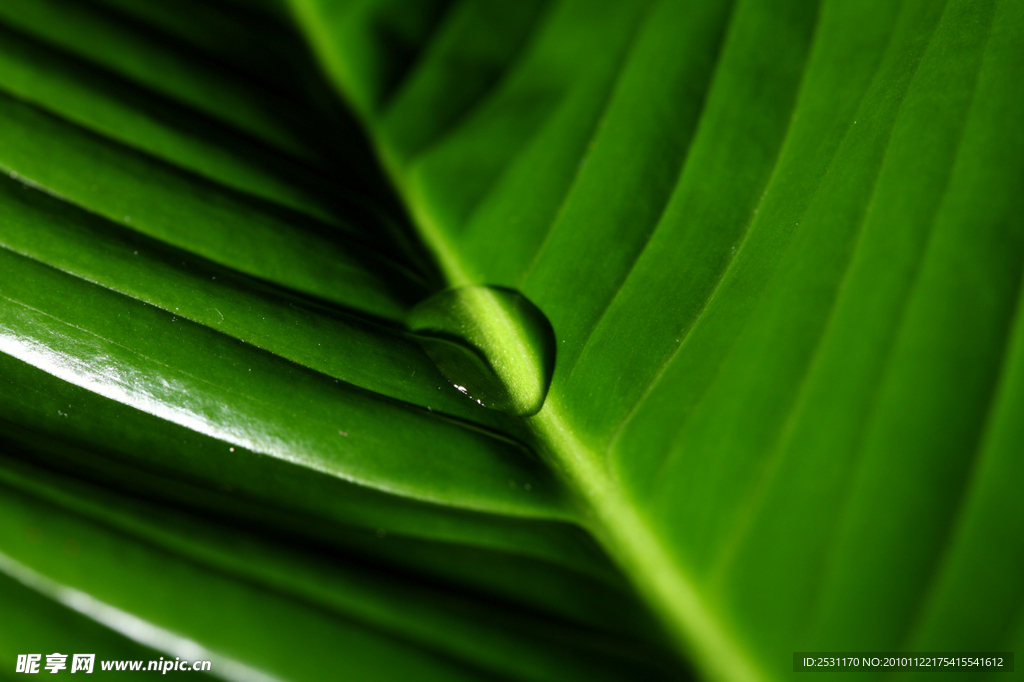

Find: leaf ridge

[891,5,1020,650]
[604,0,827,469]
[805,0,1001,642]
[0,548,287,682]
[0,24,353,226]
[901,262,1024,653]
[379,0,554,162]
[512,0,662,287]
[554,0,741,389]
[0,0,316,161]
[705,0,950,582]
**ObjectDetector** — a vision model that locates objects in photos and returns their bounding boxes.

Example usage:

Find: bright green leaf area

[0,0,1022,681]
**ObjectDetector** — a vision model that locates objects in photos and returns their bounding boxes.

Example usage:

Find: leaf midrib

[531,404,765,682]
[332,78,769,682]
[283,1,778,678]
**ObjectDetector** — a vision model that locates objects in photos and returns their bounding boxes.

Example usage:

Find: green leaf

[1,0,1022,680]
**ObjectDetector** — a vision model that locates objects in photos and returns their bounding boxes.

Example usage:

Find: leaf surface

[1,0,1022,680]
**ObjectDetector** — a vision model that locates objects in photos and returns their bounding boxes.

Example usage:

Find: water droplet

[407,286,555,416]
